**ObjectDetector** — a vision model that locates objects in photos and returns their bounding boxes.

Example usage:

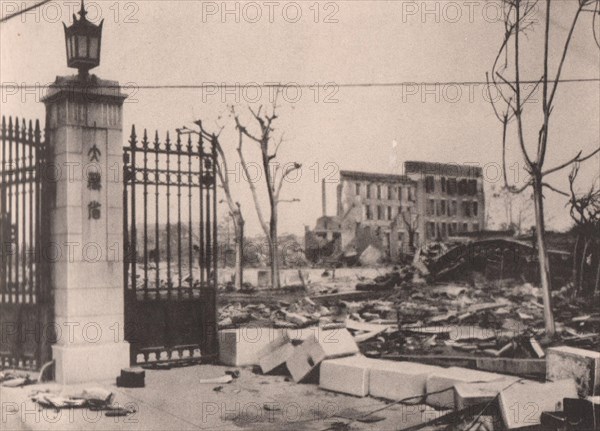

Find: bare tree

[487,0,600,336]
[231,97,301,289]
[567,164,600,296]
[178,121,246,291]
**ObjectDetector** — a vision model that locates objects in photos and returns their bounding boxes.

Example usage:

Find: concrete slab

[219,327,286,366]
[319,355,374,397]
[286,328,359,382]
[498,379,578,429]
[454,377,520,410]
[546,346,600,397]
[426,367,504,409]
[369,360,443,402]
[259,342,295,374]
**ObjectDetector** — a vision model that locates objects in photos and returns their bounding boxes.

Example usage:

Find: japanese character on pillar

[88,144,101,162]
[87,171,102,190]
[88,201,101,220]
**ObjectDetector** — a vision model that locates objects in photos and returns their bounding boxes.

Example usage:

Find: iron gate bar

[177,133,182,294]
[165,132,172,298]
[199,134,204,293]
[187,134,193,296]
[154,132,160,297]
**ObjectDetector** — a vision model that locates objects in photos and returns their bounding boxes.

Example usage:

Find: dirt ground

[1,365,446,431]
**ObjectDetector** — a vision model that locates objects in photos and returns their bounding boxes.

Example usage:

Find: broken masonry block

[286,328,359,383]
[259,342,295,374]
[426,367,505,410]
[319,355,374,397]
[219,327,286,366]
[116,367,145,388]
[369,360,443,402]
[454,377,520,410]
[546,346,600,397]
[498,379,577,429]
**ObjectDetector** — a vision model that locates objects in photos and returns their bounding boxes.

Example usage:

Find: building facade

[305,161,486,262]
[336,170,418,259]
[404,161,485,244]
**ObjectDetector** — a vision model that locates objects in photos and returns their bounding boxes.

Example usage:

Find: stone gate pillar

[43,75,129,384]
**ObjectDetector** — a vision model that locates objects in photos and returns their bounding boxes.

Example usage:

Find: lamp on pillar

[63,0,103,79]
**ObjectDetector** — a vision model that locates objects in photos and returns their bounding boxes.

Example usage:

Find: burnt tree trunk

[533,174,556,337]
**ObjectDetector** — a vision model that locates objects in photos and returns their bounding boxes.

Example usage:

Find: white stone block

[286,328,359,382]
[259,341,295,374]
[369,360,443,402]
[546,346,600,397]
[454,377,520,410]
[426,367,504,409]
[319,355,374,397]
[219,327,286,366]
[53,342,130,384]
[499,379,577,429]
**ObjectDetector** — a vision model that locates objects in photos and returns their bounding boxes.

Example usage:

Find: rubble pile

[219,273,600,357]
[218,297,335,328]
[218,324,600,430]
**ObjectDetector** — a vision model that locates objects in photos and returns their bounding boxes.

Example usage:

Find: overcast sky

[2,0,599,236]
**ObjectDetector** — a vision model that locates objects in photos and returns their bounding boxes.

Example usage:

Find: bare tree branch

[542,146,600,177]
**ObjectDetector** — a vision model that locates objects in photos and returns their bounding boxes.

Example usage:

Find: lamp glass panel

[69,36,75,60]
[89,37,99,60]
[77,35,88,57]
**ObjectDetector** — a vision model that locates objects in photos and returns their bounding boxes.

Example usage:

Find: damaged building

[305,161,486,263]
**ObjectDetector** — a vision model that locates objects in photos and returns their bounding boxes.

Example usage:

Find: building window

[387,206,392,220]
[388,186,394,200]
[468,179,477,196]
[377,205,383,220]
[425,176,435,193]
[366,184,371,199]
[441,222,447,237]
[458,179,468,195]
[473,223,480,231]
[441,200,447,216]
[377,185,382,199]
[427,199,435,216]
[398,187,403,200]
[463,201,471,217]
[409,187,415,201]
[447,178,457,195]
[355,183,361,196]
[366,205,372,220]
[450,200,458,217]
[463,223,469,232]
[441,177,446,193]
[472,201,478,217]
[450,222,457,235]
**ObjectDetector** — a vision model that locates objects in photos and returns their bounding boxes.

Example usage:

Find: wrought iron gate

[1,116,52,370]
[123,126,218,365]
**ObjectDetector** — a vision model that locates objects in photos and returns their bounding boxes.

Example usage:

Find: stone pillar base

[52,342,130,384]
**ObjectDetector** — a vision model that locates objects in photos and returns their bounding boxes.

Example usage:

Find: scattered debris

[198,374,234,384]
[116,367,145,388]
